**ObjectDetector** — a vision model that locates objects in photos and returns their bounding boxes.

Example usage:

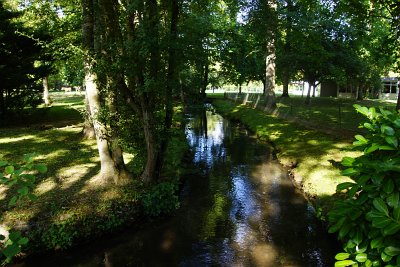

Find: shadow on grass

[223,93,396,134]
[0,125,97,219]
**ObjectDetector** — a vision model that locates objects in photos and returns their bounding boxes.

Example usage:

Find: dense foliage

[328,105,400,266]
[0,2,49,119]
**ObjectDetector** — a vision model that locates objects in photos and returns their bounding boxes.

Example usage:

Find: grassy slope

[0,92,187,253]
[212,99,359,207]
[221,94,396,134]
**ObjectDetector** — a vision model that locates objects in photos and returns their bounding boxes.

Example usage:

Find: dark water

[15,107,338,266]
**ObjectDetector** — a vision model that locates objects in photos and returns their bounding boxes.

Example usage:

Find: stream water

[15,106,338,266]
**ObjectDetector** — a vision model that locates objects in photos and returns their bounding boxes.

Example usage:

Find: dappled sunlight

[35,180,57,196]
[0,135,37,145]
[57,163,97,190]
[302,168,351,196]
[36,149,69,162]
[307,139,324,146]
[123,152,136,165]
[1,204,41,226]
[0,186,9,201]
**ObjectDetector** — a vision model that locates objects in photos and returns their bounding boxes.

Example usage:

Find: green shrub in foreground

[328,105,400,267]
[0,154,46,265]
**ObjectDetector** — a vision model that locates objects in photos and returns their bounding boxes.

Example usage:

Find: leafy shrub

[328,105,400,266]
[142,181,180,216]
[0,154,46,264]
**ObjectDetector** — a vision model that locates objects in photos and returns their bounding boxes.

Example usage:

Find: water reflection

[14,105,337,267]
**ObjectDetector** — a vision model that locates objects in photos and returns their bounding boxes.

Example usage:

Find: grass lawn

[211,93,396,136]
[0,92,186,254]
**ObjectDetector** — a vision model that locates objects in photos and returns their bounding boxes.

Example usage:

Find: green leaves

[0,154,45,264]
[373,199,389,216]
[330,106,400,266]
[334,260,356,266]
[35,164,48,174]
[335,253,351,260]
[341,168,359,177]
[5,166,14,174]
[353,134,368,146]
[385,136,398,148]
[383,223,400,236]
[381,125,395,136]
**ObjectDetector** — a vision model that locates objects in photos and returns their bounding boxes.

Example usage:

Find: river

[15,106,338,266]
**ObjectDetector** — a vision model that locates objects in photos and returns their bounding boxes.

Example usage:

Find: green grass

[2,92,84,128]
[0,92,188,254]
[212,99,359,208]
[221,93,396,135]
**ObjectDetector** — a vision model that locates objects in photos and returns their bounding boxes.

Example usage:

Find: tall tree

[0,2,47,119]
[247,0,278,109]
[81,0,130,184]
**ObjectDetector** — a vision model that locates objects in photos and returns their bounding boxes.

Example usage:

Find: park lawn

[212,99,360,208]
[0,93,187,253]
[211,93,396,134]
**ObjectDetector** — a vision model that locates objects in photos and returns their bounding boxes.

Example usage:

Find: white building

[380,77,399,100]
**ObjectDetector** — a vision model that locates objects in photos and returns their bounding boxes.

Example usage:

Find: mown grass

[210,93,396,135]
[212,99,360,208]
[0,92,188,254]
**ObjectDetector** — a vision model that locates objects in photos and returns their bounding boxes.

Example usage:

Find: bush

[328,105,400,266]
[0,154,46,264]
[142,181,180,217]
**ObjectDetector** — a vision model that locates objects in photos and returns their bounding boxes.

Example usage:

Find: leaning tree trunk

[264,0,277,111]
[43,76,51,105]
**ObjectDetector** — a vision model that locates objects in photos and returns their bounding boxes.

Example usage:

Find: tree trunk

[82,90,95,139]
[43,76,51,106]
[262,78,266,95]
[239,84,242,94]
[82,0,130,184]
[282,73,289,97]
[396,87,400,112]
[305,82,313,105]
[264,0,277,111]
[156,0,179,180]
[357,86,363,100]
[85,69,129,184]
[141,105,159,183]
[201,62,209,99]
[312,84,316,97]
[0,88,4,119]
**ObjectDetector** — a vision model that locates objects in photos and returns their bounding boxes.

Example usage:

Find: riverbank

[211,99,360,209]
[0,93,189,259]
